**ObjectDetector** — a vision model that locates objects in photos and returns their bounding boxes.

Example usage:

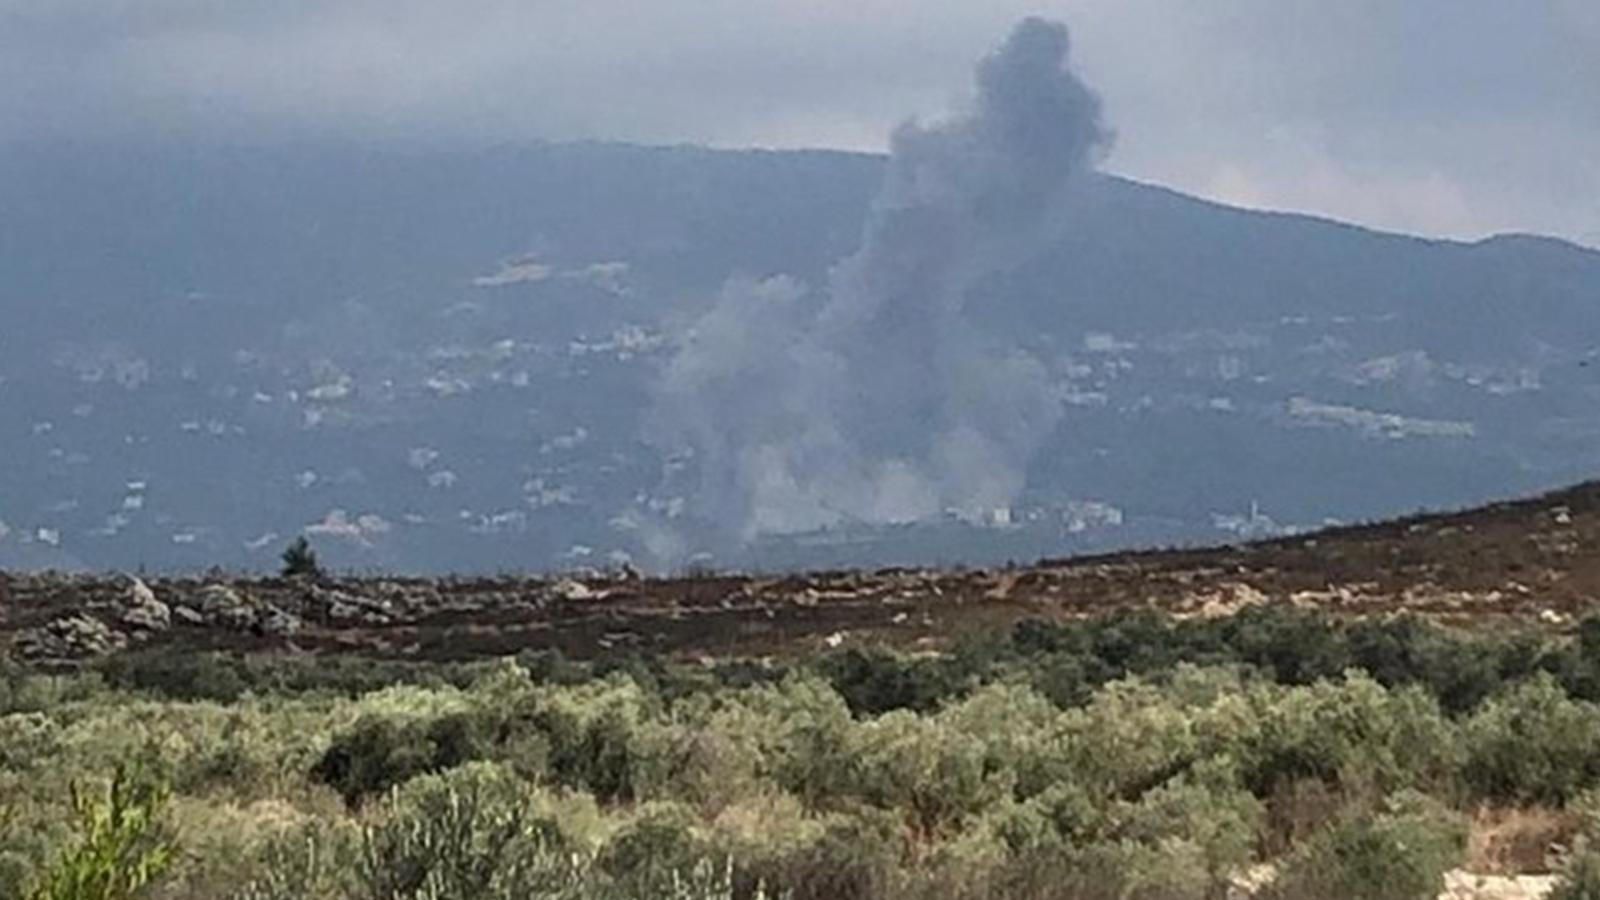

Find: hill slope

[7,478,1600,665]
[2,142,1599,571]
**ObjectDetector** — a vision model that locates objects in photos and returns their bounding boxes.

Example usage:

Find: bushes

[311,713,499,807]
[739,812,898,900]
[750,676,857,808]
[1219,674,1459,800]
[1112,776,1262,890]
[235,765,572,900]
[354,765,568,900]
[1345,617,1539,715]
[1462,675,1600,805]
[97,653,254,704]
[97,652,482,703]
[310,673,665,807]
[232,821,357,900]
[543,705,645,803]
[1053,678,1201,803]
[596,803,704,890]
[515,680,668,804]
[1001,608,1573,715]
[1268,792,1465,900]
[237,765,764,900]
[0,665,107,716]
[21,767,175,900]
[24,606,1600,898]
[848,710,1003,836]
[818,649,972,716]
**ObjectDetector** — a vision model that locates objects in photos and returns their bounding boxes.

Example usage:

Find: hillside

[8,478,1600,667]
[12,481,1600,900]
[4,142,1600,573]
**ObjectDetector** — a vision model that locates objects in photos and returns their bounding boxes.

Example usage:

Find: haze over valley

[2,12,1598,574]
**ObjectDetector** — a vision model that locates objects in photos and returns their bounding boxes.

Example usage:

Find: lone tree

[280,536,321,579]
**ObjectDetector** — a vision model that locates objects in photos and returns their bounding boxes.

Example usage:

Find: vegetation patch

[7,607,1600,897]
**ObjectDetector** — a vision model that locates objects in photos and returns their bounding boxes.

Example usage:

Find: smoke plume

[650,18,1111,546]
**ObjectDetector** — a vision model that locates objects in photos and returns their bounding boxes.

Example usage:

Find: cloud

[0,1,1594,244]
[305,508,392,545]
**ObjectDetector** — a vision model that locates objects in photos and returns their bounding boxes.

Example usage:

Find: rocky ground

[5,480,1600,667]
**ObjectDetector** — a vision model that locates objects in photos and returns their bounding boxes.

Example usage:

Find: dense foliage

[7,607,1600,899]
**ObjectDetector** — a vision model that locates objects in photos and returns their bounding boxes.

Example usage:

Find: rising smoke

[649,17,1111,547]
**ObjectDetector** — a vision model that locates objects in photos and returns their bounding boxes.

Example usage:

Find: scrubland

[9,608,1600,899]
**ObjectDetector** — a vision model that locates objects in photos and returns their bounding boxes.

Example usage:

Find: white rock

[551,579,597,601]
[119,578,171,632]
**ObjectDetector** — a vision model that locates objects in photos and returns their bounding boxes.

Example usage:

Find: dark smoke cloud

[649,18,1110,547]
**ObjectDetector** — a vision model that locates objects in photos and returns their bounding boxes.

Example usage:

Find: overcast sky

[3,1,1596,247]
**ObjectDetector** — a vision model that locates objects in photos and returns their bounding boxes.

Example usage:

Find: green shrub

[1113,775,1262,891]
[1345,616,1535,715]
[1054,677,1200,803]
[748,676,857,808]
[1003,608,1554,716]
[314,669,670,808]
[22,767,175,900]
[1267,792,1465,900]
[1463,674,1600,804]
[231,822,359,900]
[654,701,765,813]
[935,682,1065,801]
[311,712,498,807]
[97,653,252,704]
[97,652,484,703]
[355,764,574,900]
[1218,674,1459,800]
[850,710,1003,836]
[281,536,322,579]
[818,649,970,716]
[526,704,639,804]
[1072,840,1214,900]
[744,813,898,900]
[0,667,107,716]
[597,803,704,889]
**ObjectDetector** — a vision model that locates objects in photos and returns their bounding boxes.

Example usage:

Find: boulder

[326,599,359,622]
[189,584,260,630]
[260,606,302,638]
[374,581,437,617]
[172,606,205,626]
[15,615,128,662]
[551,578,597,601]
[307,587,395,625]
[119,578,171,633]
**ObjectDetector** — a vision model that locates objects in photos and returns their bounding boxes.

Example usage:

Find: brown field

[6,480,1600,665]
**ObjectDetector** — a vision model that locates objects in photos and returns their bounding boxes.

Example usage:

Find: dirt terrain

[5,480,1600,666]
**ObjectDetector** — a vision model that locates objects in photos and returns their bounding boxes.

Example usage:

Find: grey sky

[3,1,1596,246]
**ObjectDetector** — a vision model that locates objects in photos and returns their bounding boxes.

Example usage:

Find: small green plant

[649,858,772,900]
[356,767,581,900]
[24,767,175,900]
[231,824,356,900]
[281,536,322,579]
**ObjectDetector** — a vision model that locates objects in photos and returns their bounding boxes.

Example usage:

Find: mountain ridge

[3,140,1599,572]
